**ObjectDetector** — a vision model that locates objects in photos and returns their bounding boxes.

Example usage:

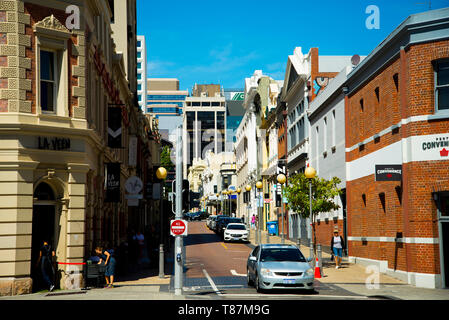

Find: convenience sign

[375,165,402,181]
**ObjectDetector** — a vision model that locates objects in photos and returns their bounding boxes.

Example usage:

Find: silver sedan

[247,244,315,292]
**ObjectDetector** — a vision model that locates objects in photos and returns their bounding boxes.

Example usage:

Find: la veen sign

[38,137,71,151]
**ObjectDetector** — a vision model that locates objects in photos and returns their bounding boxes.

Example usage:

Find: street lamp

[222,190,227,215]
[256,181,263,244]
[277,173,287,244]
[236,188,241,220]
[245,185,251,228]
[305,165,316,257]
[156,166,167,279]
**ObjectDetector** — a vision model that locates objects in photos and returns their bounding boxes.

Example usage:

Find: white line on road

[230,269,246,277]
[202,269,222,296]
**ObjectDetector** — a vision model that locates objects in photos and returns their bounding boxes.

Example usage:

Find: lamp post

[222,190,226,215]
[305,165,316,257]
[245,185,251,228]
[216,193,219,214]
[156,166,167,278]
[256,181,263,244]
[277,173,287,244]
[236,188,241,220]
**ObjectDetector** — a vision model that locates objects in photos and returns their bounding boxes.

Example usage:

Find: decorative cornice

[33,15,71,39]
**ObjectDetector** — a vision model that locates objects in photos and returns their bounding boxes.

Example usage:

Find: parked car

[211,215,227,232]
[246,244,314,293]
[223,223,249,242]
[217,217,243,237]
[206,215,217,229]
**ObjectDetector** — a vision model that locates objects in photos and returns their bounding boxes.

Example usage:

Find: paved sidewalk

[247,227,449,300]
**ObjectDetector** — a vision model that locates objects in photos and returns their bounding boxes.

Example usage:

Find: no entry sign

[170,219,188,237]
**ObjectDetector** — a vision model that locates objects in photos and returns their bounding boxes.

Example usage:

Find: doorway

[31,182,57,292]
[438,192,449,288]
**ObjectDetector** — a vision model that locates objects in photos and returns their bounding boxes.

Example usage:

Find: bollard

[309,241,314,264]
[266,231,270,244]
[297,237,301,249]
[158,244,165,278]
[317,244,323,276]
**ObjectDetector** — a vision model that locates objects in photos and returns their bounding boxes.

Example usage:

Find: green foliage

[284,173,342,220]
[160,146,174,171]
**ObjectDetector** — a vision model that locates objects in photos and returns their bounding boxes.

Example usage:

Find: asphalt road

[181,221,376,300]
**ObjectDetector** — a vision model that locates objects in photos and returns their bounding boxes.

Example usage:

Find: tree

[160,145,174,172]
[283,173,342,254]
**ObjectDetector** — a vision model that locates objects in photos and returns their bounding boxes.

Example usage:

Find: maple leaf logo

[440,148,449,157]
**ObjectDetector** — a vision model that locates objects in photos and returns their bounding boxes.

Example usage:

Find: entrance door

[31,182,57,292]
[439,193,449,288]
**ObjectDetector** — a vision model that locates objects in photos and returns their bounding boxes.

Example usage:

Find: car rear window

[227,224,246,230]
[260,248,306,262]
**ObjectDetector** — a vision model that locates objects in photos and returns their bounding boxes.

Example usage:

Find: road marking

[202,269,222,296]
[231,269,246,277]
[221,243,228,250]
[221,293,370,299]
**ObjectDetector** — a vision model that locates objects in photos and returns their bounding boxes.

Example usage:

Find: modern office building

[224,88,245,149]
[136,36,147,112]
[146,78,188,117]
[183,84,226,179]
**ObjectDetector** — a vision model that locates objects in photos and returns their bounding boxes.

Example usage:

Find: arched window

[34,182,56,201]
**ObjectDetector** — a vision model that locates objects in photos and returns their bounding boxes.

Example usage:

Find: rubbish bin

[267,221,278,236]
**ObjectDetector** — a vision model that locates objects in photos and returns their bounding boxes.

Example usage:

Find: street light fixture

[305,165,316,257]
[277,173,287,244]
[256,181,263,244]
[156,166,168,279]
[236,188,241,220]
[245,185,252,228]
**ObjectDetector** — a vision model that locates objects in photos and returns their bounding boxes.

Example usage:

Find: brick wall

[346,39,449,279]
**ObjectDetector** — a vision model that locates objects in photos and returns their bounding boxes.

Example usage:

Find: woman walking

[331,228,345,269]
[96,246,117,288]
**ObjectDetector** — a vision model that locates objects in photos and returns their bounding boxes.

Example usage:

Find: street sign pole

[174,125,183,295]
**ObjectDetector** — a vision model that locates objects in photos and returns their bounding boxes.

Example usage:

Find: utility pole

[174,125,183,295]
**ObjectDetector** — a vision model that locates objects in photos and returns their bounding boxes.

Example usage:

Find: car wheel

[247,269,253,286]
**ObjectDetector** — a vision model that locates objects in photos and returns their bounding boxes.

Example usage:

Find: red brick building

[344,8,449,288]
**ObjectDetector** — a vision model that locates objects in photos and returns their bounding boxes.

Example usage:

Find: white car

[224,223,249,242]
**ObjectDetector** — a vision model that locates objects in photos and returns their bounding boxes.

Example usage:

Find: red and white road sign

[170,219,188,237]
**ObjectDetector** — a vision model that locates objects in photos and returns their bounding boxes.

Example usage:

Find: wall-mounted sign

[108,107,122,148]
[375,165,402,181]
[128,136,137,167]
[125,176,143,194]
[105,163,121,202]
[38,137,71,151]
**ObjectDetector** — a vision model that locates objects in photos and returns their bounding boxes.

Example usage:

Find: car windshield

[227,224,246,230]
[260,248,306,262]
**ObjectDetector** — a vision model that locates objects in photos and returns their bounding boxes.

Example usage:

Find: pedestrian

[133,230,145,264]
[331,227,345,269]
[242,214,245,225]
[251,214,256,229]
[95,246,117,288]
[36,240,55,292]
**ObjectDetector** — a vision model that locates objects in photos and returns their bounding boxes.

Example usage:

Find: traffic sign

[170,219,188,237]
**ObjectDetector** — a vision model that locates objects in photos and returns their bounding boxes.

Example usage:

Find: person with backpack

[331,227,345,269]
[36,240,55,292]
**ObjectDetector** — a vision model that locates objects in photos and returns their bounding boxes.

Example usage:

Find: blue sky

[137,0,449,92]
